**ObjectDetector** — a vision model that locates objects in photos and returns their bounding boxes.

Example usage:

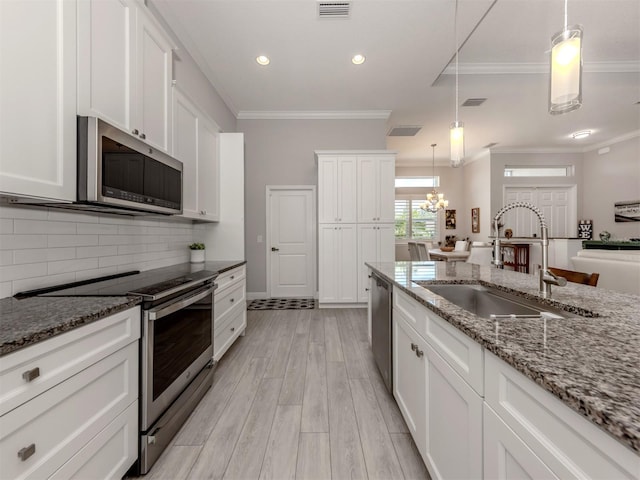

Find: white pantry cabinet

[357,224,395,302]
[214,265,247,361]
[357,155,396,223]
[172,87,220,221]
[316,151,396,307]
[317,156,357,224]
[392,289,483,480]
[0,307,140,480]
[0,0,77,202]
[318,224,358,304]
[78,0,174,153]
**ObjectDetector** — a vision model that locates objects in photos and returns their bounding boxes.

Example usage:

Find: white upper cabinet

[172,88,220,222]
[357,155,396,223]
[0,0,77,202]
[78,0,173,153]
[317,156,357,224]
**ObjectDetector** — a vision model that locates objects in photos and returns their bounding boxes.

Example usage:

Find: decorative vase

[190,250,205,263]
[599,231,611,242]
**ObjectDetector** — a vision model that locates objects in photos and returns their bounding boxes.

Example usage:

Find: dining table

[428,248,471,262]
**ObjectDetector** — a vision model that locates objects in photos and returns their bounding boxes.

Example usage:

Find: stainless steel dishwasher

[371,272,393,393]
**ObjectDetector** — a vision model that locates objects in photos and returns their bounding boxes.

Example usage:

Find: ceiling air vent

[483,142,498,149]
[318,1,351,18]
[387,126,422,137]
[462,98,487,107]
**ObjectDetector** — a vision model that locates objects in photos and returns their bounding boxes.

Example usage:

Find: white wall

[238,118,387,295]
[462,152,492,242]
[582,135,640,240]
[0,205,195,298]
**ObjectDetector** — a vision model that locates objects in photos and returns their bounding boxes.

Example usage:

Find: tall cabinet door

[0,0,77,202]
[337,224,358,302]
[319,225,339,303]
[77,0,134,133]
[336,157,357,223]
[377,156,397,223]
[172,88,199,217]
[197,117,220,221]
[357,225,379,303]
[318,157,338,223]
[135,8,173,153]
[357,157,378,222]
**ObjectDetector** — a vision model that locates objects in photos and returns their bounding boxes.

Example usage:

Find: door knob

[271,247,279,251]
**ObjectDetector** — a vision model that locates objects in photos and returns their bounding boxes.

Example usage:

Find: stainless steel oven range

[132,273,217,474]
[26,266,218,475]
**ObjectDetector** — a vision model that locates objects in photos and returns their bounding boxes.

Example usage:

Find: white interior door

[267,187,315,298]
[503,186,575,238]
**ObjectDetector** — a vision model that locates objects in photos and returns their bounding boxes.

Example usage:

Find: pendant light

[549,0,583,115]
[421,144,449,213]
[450,0,464,167]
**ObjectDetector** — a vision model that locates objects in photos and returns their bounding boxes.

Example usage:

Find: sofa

[571,249,640,295]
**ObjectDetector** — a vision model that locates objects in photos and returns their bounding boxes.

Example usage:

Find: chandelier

[421,144,449,213]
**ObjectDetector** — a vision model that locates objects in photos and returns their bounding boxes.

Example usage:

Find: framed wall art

[614,200,640,222]
[445,209,456,230]
[471,207,480,233]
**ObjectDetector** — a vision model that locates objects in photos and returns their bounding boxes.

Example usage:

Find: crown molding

[490,146,584,154]
[442,61,640,75]
[237,110,392,120]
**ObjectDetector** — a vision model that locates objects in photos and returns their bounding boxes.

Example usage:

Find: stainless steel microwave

[76,116,182,215]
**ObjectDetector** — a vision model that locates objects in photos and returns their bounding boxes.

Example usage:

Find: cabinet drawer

[214,305,246,361]
[214,281,245,322]
[394,289,483,395]
[0,342,138,480]
[485,352,638,479]
[0,306,140,416]
[216,265,246,293]
[49,400,137,480]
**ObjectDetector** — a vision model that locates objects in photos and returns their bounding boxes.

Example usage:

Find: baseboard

[246,291,268,300]
[318,303,367,309]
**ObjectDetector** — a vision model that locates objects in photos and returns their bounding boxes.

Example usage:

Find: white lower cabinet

[393,297,482,480]
[357,224,395,303]
[318,224,358,305]
[214,265,247,361]
[484,403,558,479]
[390,287,640,480]
[0,307,140,480]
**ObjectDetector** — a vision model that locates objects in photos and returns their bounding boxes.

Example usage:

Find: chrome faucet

[492,202,566,298]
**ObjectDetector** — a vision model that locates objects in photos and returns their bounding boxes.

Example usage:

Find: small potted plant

[188,243,206,263]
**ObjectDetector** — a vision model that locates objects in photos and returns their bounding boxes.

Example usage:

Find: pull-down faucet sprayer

[493,202,566,298]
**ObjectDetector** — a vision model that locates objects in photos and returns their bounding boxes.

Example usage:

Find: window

[395,198,438,240]
[504,166,572,177]
[395,177,439,188]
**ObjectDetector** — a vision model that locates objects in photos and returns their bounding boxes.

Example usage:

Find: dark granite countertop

[0,260,246,357]
[366,261,640,454]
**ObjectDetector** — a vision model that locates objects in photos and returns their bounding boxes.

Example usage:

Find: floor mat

[247,298,316,310]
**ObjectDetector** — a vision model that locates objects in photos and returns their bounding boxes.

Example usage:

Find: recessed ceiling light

[256,55,270,66]
[571,130,592,140]
[351,54,366,65]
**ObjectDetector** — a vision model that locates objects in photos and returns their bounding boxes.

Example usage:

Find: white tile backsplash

[0,205,196,298]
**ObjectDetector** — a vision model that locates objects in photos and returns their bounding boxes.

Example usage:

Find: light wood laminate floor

[144,308,430,480]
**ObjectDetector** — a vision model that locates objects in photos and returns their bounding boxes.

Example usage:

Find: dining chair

[466,245,493,266]
[408,241,421,261]
[548,267,600,287]
[416,242,431,261]
[454,240,469,251]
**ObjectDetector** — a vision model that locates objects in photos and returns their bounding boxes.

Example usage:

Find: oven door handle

[148,286,214,321]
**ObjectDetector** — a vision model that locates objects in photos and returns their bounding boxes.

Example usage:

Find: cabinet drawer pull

[18,444,35,461]
[415,349,424,358]
[230,298,235,303]
[230,327,235,332]
[410,343,417,352]
[139,133,146,139]
[132,128,139,135]
[22,367,40,382]
[230,275,235,280]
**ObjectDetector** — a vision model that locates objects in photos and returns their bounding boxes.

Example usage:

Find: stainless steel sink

[422,284,566,319]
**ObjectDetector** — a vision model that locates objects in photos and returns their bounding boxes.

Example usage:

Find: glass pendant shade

[450,121,465,167]
[421,143,448,213]
[549,25,583,115]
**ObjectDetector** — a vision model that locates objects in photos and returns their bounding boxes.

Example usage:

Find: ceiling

[151,0,640,166]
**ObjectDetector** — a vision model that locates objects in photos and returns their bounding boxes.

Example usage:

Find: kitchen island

[367,260,639,478]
